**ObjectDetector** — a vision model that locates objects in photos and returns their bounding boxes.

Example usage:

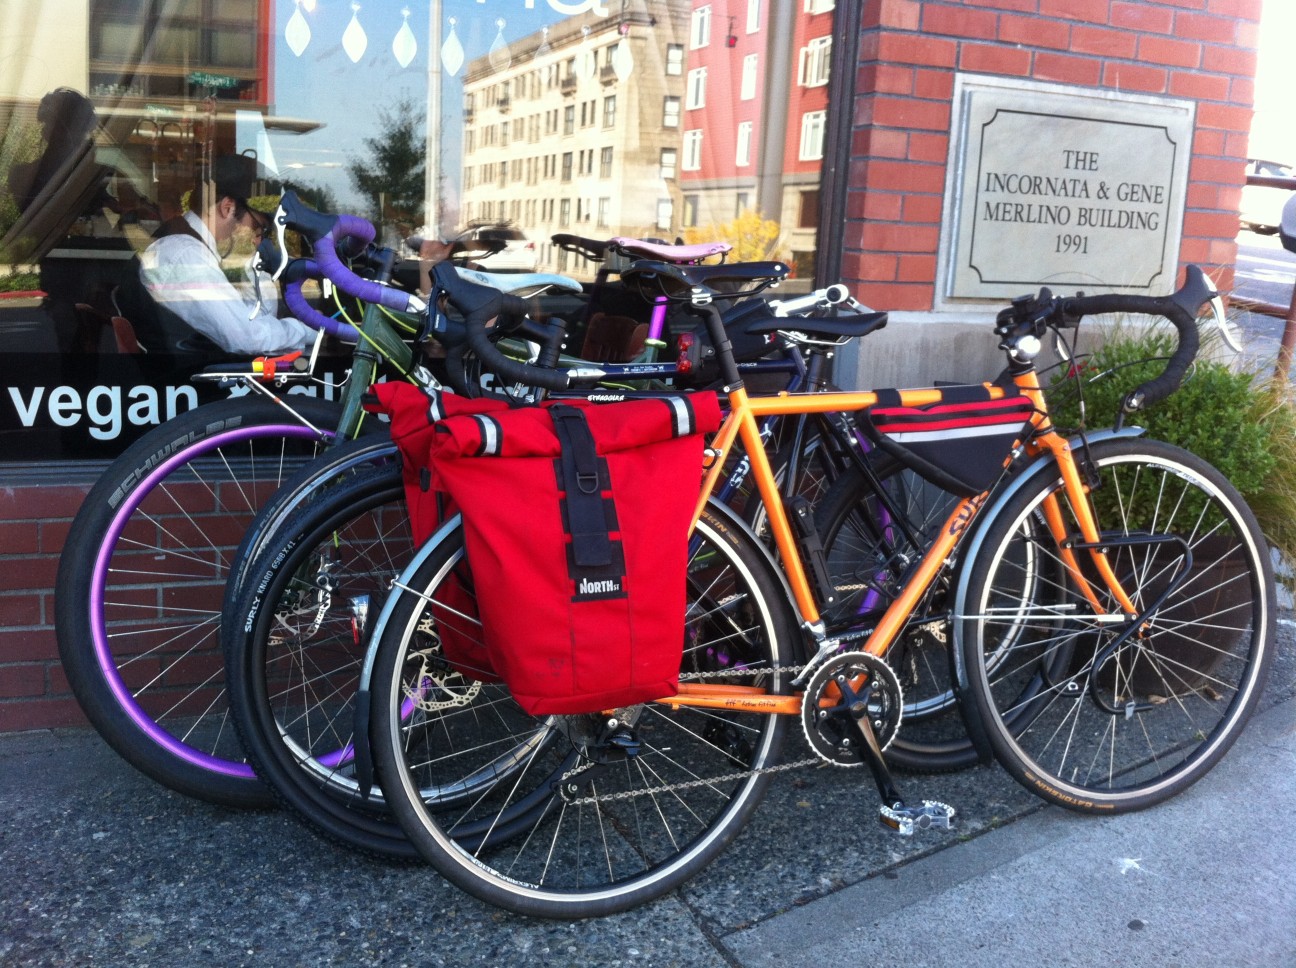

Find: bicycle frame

[669,351,1138,719]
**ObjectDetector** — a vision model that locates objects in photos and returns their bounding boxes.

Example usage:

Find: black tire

[369,505,796,918]
[225,463,420,858]
[814,456,972,772]
[55,395,342,808]
[955,437,1275,813]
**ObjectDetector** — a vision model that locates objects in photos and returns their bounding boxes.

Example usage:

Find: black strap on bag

[550,405,614,568]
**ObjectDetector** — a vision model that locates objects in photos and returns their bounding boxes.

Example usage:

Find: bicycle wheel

[744,433,841,539]
[55,395,342,807]
[220,433,399,631]
[955,436,1275,812]
[369,504,796,918]
[814,456,971,772]
[225,463,420,857]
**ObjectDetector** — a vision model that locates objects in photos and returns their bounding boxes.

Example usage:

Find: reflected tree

[346,98,425,231]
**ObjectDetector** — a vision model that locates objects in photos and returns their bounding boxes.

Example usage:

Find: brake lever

[271,202,291,280]
[1207,282,1242,353]
[247,265,265,320]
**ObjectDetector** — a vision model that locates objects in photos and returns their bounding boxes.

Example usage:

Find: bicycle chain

[562,755,824,806]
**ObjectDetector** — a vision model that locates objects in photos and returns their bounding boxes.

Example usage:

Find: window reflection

[0,0,834,460]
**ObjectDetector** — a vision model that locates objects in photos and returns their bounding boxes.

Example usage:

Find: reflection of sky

[269,0,572,225]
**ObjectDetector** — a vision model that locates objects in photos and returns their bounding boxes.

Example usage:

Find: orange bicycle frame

[663,364,1138,716]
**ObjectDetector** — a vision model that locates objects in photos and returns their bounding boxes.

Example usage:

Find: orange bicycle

[364,262,1274,917]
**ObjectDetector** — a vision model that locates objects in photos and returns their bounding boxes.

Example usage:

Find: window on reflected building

[690,6,712,49]
[663,96,681,128]
[1,0,842,461]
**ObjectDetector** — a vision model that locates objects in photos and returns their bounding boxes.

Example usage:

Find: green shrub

[1048,324,1296,579]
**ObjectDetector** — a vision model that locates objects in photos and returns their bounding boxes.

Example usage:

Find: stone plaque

[940,76,1195,301]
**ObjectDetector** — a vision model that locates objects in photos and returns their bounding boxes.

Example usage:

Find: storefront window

[1,0,839,461]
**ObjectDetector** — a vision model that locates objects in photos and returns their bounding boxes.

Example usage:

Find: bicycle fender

[352,511,465,799]
[947,426,1145,762]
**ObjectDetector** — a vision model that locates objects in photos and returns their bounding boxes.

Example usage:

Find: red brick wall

[0,483,93,731]
[843,0,1262,311]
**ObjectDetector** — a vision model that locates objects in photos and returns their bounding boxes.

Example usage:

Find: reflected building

[458,1,691,277]
[678,0,834,277]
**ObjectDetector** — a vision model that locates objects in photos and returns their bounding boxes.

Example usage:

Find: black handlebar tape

[1060,277,1203,412]
[513,316,568,369]
[432,262,570,391]
[276,190,339,242]
[277,258,318,285]
[442,342,476,397]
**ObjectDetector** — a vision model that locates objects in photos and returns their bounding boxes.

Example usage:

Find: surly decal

[947,493,987,537]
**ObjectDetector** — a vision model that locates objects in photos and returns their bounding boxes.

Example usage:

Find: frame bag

[860,385,1036,497]
[429,393,722,715]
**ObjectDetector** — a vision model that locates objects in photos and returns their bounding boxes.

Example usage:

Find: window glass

[800,111,826,161]
[663,96,681,128]
[683,130,703,171]
[736,122,753,167]
[1,0,837,460]
[690,6,712,49]
[741,54,759,101]
[686,67,707,110]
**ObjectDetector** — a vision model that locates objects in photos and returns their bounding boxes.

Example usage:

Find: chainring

[800,651,904,767]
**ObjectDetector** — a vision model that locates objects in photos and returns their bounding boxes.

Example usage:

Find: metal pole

[425,0,442,238]
[1278,282,1296,379]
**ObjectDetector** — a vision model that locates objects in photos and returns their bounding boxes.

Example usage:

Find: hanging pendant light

[286,0,311,57]
[441,16,465,76]
[489,19,513,72]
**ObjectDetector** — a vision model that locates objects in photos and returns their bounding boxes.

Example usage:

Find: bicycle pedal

[879,799,956,836]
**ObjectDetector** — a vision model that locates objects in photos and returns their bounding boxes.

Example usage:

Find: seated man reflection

[139,154,313,355]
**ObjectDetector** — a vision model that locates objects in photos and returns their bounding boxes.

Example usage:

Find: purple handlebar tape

[282,260,362,342]
[311,215,416,313]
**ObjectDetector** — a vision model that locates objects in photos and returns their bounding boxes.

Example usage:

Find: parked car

[1240,158,1296,235]
[463,224,538,272]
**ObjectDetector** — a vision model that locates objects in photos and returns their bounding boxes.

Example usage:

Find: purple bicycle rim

[90,422,331,779]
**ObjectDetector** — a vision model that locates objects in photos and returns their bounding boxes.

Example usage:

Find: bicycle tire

[955,437,1275,812]
[225,463,420,857]
[813,456,973,773]
[369,504,796,918]
[55,395,342,808]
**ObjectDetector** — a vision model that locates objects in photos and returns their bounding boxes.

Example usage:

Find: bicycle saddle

[455,267,583,293]
[608,237,731,263]
[624,259,790,293]
[742,311,889,340]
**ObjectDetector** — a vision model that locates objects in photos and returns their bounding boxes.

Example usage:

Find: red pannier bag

[365,381,511,544]
[860,385,1037,497]
[428,392,723,716]
[365,381,513,681]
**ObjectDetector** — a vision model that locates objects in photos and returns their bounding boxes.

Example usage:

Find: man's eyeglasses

[234,203,268,238]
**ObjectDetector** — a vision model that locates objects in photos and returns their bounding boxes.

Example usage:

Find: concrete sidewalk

[2,679,1293,967]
